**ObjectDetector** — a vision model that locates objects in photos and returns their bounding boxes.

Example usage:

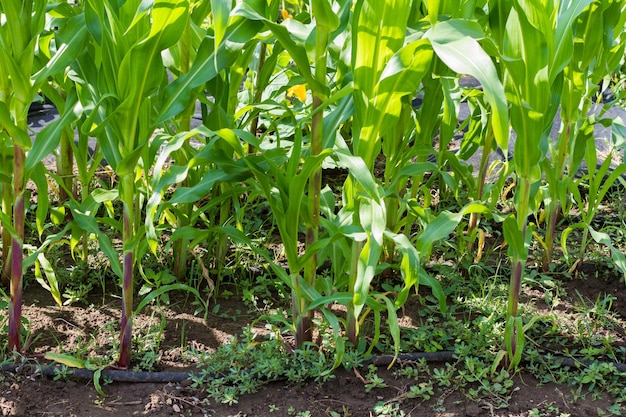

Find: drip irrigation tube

[0,363,199,383]
[2,351,626,383]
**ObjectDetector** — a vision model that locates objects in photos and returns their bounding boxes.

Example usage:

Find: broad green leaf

[91,188,120,203]
[414,203,488,255]
[352,199,385,318]
[234,0,326,95]
[35,253,62,307]
[334,149,381,203]
[134,283,205,315]
[211,0,231,46]
[502,215,526,262]
[428,20,509,152]
[552,0,594,81]
[116,145,146,178]
[415,210,462,255]
[351,0,415,167]
[142,0,190,51]
[32,15,89,86]
[157,17,263,123]
[0,102,31,150]
[30,163,49,236]
[353,0,410,103]
[170,170,244,203]
[70,202,123,278]
[502,7,552,181]
[44,352,86,368]
[25,93,81,175]
[588,226,626,279]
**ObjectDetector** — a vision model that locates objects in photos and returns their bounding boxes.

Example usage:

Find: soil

[1,269,624,417]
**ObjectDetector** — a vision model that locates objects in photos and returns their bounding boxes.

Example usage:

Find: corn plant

[74,0,190,367]
[540,0,626,271]
[561,140,626,277]
[493,0,595,367]
[0,0,86,352]
[147,1,265,288]
[233,0,353,348]
[342,0,509,349]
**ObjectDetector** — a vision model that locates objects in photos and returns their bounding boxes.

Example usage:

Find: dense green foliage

[0,0,625,382]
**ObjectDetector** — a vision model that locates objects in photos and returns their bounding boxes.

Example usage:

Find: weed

[406,382,435,400]
[189,326,334,404]
[364,364,388,392]
[52,364,74,381]
[372,402,405,417]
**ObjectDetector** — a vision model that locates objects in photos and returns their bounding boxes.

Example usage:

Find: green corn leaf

[380,294,401,367]
[502,214,526,262]
[428,19,509,152]
[25,92,82,176]
[142,0,190,51]
[504,315,524,368]
[0,102,31,150]
[307,292,354,310]
[91,188,119,203]
[352,199,385,318]
[70,200,123,278]
[351,0,417,167]
[134,283,205,315]
[44,352,86,369]
[415,202,487,252]
[383,231,421,307]
[353,0,410,105]
[170,170,243,203]
[502,7,552,181]
[390,162,438,190]
[23,224,72,270]
[116,145,146,178]
[145,164,189,252]
[588,226,626,279]
[92,368,106,397]
[415,210,462,255]
[233,0,326,95]
[34,253,62,307]
[552,0,594,82]
[334,148,381,203]
[157,17,263,123]
[32,15,89,86]
[170,226,210,244]
[211,0,232,46]
[30,163,49,237]
[366,39,433,151]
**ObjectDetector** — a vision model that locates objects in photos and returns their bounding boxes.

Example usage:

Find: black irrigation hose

[0,363,199,383]
[366,351,456,366]
[2,351,626,383]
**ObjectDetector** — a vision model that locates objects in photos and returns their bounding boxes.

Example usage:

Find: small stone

[166,398,172,405]
[172,403,181,413]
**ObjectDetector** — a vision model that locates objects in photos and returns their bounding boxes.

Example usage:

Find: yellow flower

[281,9,293,20]
[286,84,307,102]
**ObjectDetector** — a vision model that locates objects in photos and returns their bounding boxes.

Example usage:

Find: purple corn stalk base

[118,202,134,368]
[8,235,23,352]
[118,250,134,368]
[8,145,25,353]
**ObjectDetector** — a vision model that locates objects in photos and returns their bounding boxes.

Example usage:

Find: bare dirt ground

[1,269,624,417]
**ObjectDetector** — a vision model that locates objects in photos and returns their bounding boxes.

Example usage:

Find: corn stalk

[77,0,189,367]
